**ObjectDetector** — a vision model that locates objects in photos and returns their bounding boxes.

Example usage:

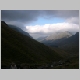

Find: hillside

[39,32,79,55]
[47,32,79,55]
[36,31,79,68]
[49,47,69,58]
[58,32,79,55]
[1,21,62,68]
[8,24,33,38]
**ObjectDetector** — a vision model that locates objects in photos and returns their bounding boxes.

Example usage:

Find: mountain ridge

[1,21,62,66]
[8,24,33,38]
[36,31,74,43]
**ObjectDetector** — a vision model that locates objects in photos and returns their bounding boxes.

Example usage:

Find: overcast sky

[1,10,79,39]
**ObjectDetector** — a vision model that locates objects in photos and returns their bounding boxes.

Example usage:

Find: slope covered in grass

[1,21,62,66]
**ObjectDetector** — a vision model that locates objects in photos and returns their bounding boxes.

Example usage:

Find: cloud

[1,10,41,23]
[1,10,79,39]
[66,17,79,24]
[29,33,48,39]
[41,10,79,19]
[29,32,55,39]
[26,22,79,33]
[1,10,79,24]
[5,21,27,31]
[26,21,79,39]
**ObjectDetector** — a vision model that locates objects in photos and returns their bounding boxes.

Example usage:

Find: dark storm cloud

[44,10,79,17]
[57,10,79,18]
[36,10,79,19]
[1,10,79,23]
[1,10,41,23]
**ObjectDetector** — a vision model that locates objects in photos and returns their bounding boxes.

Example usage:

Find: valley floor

[1,58,79,69]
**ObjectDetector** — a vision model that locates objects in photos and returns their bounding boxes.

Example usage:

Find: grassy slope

[58,32,79,55]
[49,47,69,59]
[1,21,62,66]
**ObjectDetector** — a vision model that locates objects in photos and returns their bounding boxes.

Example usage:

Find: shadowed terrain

[1,21,63,69]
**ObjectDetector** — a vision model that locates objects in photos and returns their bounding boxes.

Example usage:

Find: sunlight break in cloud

[26,22,79,33]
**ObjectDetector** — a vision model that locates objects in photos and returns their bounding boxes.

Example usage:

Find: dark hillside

[1,21,62,68]
[8,24,33,38]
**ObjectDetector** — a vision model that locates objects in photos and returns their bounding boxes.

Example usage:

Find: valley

[1,21,79,69]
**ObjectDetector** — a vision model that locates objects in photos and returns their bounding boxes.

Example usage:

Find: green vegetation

[1,21,62,67]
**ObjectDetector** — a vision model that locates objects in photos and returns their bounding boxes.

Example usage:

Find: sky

[1,10,79,39]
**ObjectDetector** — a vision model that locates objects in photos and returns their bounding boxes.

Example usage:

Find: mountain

[58,32,79,55]
[41,31,79,55]
[8,24,32,38]
[36,30,79,55]
[36,32,73,44]
[45,31,72,40]
[36,36,48,42]
[1,21,62,67]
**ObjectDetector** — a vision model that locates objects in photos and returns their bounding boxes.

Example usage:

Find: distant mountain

[49,32,79,47]
[36,36,48,42]
[58,32,79,55]
[41,32,79,55]
[8,24,33,38]
[36,32,73,43]
[45,31,72,40]
[1,21,62,66]
[36,30,79,55]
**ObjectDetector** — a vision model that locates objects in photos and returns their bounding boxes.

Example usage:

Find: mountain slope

[46,32,72,40]
[41,32,79,55]
[58,32,79,55]
[8,24,32,38]
[38,32,72,43]
[49,47,69,58]
[36,36,48,42]
[1,21,62,66]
